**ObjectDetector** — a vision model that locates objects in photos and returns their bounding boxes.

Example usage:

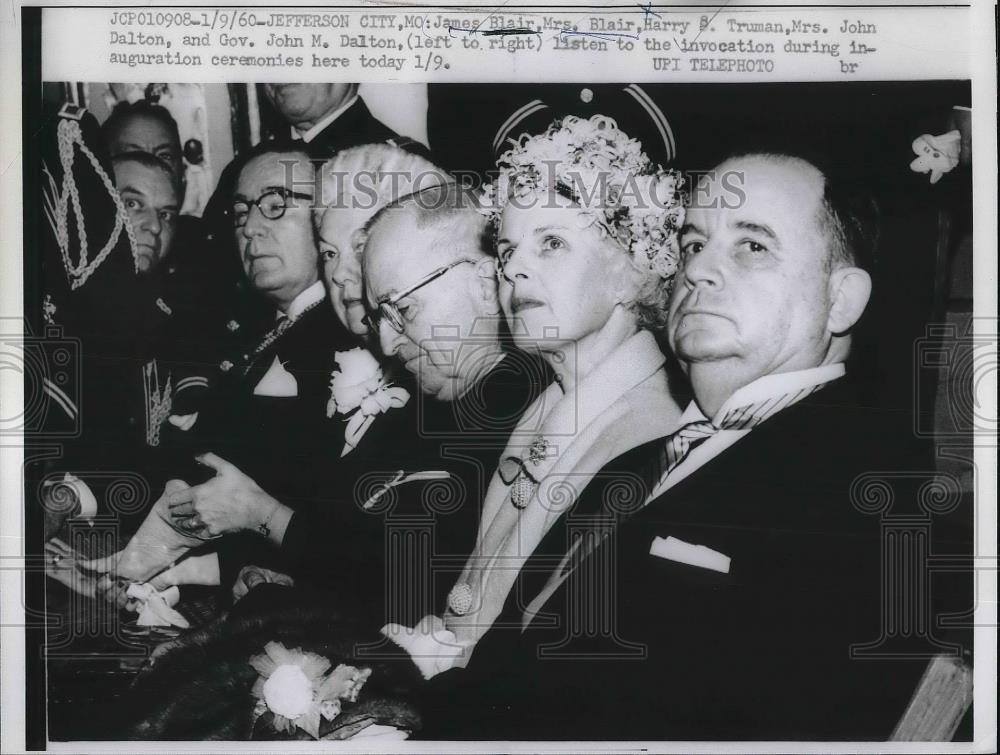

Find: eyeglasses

[231,188,313,228]
[364,258,475,334]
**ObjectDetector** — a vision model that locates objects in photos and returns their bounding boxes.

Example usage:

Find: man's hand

[166,453,274,537]
[149,552,221,590]
[44,537,96,598]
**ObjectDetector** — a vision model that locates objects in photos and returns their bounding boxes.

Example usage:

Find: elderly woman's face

[497,198,623,352]
[317,203,373,336]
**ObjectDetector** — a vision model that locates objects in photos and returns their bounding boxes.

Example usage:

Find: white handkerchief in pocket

[649,535,731,574]
[253,357,298,397]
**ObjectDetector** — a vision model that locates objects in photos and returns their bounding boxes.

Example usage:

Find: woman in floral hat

[108,116,689,741]
[381,114,689,698]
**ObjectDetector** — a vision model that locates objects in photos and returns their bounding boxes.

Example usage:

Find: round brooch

[447,582,474,616]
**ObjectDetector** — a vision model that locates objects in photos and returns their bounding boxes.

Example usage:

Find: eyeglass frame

[364,258,476,335]
[230,188,314,228]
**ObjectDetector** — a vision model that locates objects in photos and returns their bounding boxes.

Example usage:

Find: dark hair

[102,101,180,149]
[815,164,880,273]
[111,151,184,202]
[720,151,879,272]
[233,140,318,201]
[111,150,177,187]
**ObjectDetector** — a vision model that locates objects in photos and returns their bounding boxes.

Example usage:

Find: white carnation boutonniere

[249,641,372,739]
[326,348,409,457]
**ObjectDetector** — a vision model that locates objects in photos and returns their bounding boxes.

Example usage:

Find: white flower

[249,642,374,739]
[327,348,384,416]
[262,664,314,719]
[326,348,410,456]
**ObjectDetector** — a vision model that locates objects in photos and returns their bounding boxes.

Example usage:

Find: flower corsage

[326,348,409,457]
[249,642,372,739]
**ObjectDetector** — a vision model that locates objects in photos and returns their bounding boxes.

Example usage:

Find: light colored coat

[445,330,683,647]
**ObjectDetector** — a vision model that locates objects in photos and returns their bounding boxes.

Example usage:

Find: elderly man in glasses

[106,184,547,626]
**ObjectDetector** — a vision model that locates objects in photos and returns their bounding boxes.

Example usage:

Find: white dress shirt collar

[682,362,847,426]
[291,94,360,143]
[655,362,847,499]
[282,280,325,321]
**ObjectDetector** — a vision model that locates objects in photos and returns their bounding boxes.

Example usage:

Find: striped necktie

[651,382,832,490]
[534,381,836,608]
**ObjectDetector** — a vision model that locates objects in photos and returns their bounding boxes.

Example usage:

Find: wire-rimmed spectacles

[364,258,475,334]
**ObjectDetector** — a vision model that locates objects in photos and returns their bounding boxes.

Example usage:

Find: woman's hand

[166,453,275,537]
[381,615,472,680]
[44,537,96,598]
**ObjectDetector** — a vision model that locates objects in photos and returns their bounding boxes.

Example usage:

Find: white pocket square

[253,357,298,397]
[649,536,731,574]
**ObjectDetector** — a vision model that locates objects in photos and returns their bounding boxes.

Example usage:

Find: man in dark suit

[160,184,546,624]
[192,85,427,376]
[261,83,406,156]
[406,153,966,740]
[159,141,353,485]
[83,143,357,589]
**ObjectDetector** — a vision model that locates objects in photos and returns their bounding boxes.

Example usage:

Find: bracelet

[257,501,279,538]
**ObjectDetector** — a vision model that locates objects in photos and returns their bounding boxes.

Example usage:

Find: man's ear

[350,227,369,257]
[827,266,872,334]
[472,257,501,311]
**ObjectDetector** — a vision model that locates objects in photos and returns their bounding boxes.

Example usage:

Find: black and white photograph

[1,2,996,751]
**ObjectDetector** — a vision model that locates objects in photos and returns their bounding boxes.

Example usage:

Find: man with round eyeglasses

[131,145,354,582]
[185,142,355,481]
[231,146,321,314]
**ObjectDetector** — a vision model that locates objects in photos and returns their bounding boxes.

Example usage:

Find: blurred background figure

[103,100,184,181]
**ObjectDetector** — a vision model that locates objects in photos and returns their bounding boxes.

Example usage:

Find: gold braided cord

[45,118,139,289]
